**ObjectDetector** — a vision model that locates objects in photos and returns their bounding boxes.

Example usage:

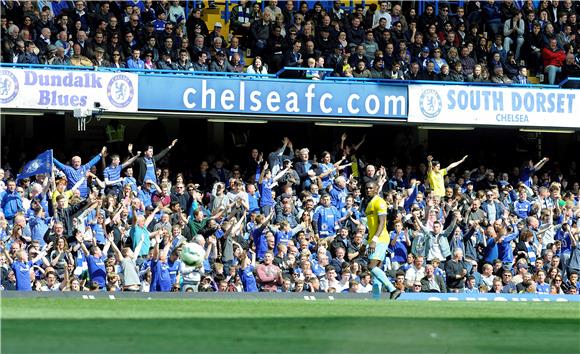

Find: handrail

[274,66,335,77]
[325,75,561,89]
[0,62,276,79]
[0,62,569,89]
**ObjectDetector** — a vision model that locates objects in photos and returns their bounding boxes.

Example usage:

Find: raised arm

[144,204,161,228]
[153,139,178,162]
[152,234,161,260]
[76,234,90,256]
[353,134,366,151]
[427,155,433,174]
[1,243,13,264]
[70,176,87,193]
[52,158,68,171]
[445,155,468,172]
[121,151,141,169]
[132,236,145,261]
[404,181,419,212]
[231,212,247,236]
[571,229,578,248]
[210,203,230,220]
[276,137,290,156]
[108,233,123,261]
[40,174,50,193]
[83,147,107,170]
[32,242,52,264]
[161,235,171,259]
[533,157,549,171]
[131,204,139,226]
[272,162,292,183]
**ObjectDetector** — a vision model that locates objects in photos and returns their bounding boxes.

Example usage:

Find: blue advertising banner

[399,292,579,302]
[139,76,408,119]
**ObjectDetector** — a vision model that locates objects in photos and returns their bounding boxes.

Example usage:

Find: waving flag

[16,149,53,181]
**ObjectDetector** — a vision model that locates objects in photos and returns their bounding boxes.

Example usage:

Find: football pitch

[1,298,579,354]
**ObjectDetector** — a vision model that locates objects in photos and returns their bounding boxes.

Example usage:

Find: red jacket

[542,47,566,67]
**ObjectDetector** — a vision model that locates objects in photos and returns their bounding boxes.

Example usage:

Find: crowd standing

[0,131,579,295]
[2,1,580,84]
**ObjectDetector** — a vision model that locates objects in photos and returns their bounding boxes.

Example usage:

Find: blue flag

[16,150,53,181]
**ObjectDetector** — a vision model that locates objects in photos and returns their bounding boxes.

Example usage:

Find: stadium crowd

[0,131,579,295]
[1,0,580,84]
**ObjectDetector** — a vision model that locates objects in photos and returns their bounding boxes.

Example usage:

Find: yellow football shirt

[365,195,390,243]
[427,168,447,197]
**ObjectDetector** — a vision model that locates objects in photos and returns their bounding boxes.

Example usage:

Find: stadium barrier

[1,291,578,302]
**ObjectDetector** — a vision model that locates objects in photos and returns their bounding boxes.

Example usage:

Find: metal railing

[0,62,566,89]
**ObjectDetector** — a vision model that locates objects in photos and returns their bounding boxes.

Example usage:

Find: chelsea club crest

[419,89,442,120]
[107,74,134,108]
[0,70,19,104]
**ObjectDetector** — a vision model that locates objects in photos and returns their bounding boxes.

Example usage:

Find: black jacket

[135,146,171,186]
[53,199,90,237]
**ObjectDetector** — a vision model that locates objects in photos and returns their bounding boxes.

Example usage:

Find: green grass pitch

[2,298,579,354]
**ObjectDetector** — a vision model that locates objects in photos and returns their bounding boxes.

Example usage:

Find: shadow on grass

[2,317,579,354]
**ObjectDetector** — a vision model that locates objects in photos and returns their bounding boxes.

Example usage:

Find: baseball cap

[47,44,57,52]
[422,47,430,52]
[214,22,223,28]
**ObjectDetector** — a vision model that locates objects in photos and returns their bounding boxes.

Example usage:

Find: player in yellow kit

[365,181,400,300]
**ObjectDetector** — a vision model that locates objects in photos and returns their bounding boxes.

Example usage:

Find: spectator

[514,66,530,84]
[542,38,566,84]
[126,48,144,69]
[283,40,303,78]
[256,251,283,292]
[482,0,503,36]
[134,140,177,186]
[504,12,525,60]
[352,60,371,78]
[421,264,447,293]
[562,53,580,78]
[143,51,156,70]
[460,45,476,77]
[192,51,208,71]
[230,0,252,46]
[92,47,109,67]
[209,51,235,72]
[448,62,464,82]
[109,50,126,68]
[176,49,193,71]
[246,56,269,75]
[492,65,513,84]
[250,12,271,58]
[431,48,448,74]
[370,57,385,78]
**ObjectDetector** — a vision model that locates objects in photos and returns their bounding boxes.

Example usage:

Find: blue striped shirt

[103,164,122,185]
